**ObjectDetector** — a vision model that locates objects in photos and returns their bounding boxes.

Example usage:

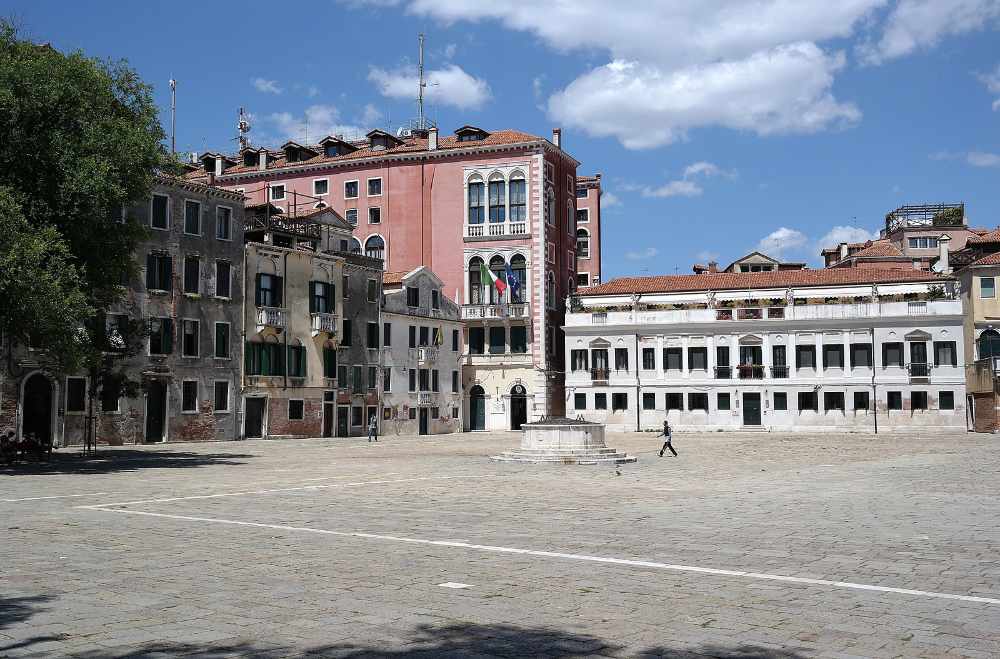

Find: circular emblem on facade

[511,385,526,396]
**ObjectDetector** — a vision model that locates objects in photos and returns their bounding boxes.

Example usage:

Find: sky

[8,1,999,279]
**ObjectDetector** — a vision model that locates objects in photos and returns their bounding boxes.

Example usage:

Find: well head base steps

[490,417,636,464]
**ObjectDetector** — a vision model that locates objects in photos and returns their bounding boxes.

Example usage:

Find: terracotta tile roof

[581,268,946,296]
[183,129,550,180]
[966,228,1000,244]
[820,241,870,254]
[850,240,903,258]
[968,252,1000,267]
[382,271,409,285]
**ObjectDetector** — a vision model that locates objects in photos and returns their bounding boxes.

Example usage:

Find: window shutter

[146,254,156,289]
[255,274,263,306]
[163,318,174,354]
[309,281,317,314]
[274,276,284,307]
[162,257,172,292]
[276,344,286,375]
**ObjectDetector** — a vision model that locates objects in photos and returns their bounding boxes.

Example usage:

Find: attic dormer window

[455,126,489,142]
[243,152,258,167]
[202,156,216,172]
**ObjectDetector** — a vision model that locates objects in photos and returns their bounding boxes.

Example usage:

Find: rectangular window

[595,393,607,409]
[408,407,417,420]
[570,349,589,371]
[911,391,928,410]
[337,364,347,387]
[488,180,505,223]
[419,326,430,347]
[432,369,439,392]
[883,342,904,367]
[100,380,120,413]
[344,180,358,199]
[409,325,417,348]
[269,184,285,201]
[367,322,379,349]
[688,347,708,371]
[66,377,87,412]
[614,348,629,371]
[288,399,304,420]
[181,320,199,357]
[510,326,527,354]
[215,261,231,298]
[313,179,329,196]
[822,344,844,369]
[151,194,169,229]
[452,329,459,352]
[612,393,628,411]
[642,348,655,370]
[184,200,200,235]
[367,279,378,302]
[796,345,816,369]
[419,369,430,392]
[468,181,485,224]
[146,253,172,292]
[245,342,286,376]
[367,177,382,196]
[382,323,392,347]
[182,381,198,413]
[853,391,870,411]
[323,347,336,379]
[574,393,587,409]
[286,346,307,378]
[642,392,656,410]
[824,391,845,411]
[509,179,526,222]
[406,286,419,307]
[798,391,818,411]
[717,393,731,411]
[688,393,708,411]
[309,281,332,314]
[214,381,230,412]
[773,392,787,411]
[214,322,230,359]
[408,369,417,392]
[887,391,902,410]
[368,366,378,390]
[352,405,363,426]
[255,273,283,307]
[149,317,173,355]
[368,207,381,224]
[431,289,440,309]
[352,366,363,394]
[345,209,357,226]
[576,208,589,225]
[183,255,200,295]
[664,348,682,371]
[382,367,391,392]
[850,343,872,367]
[939,391,955,410]
[933,341,957,367]
[489,327,505,354]
[342,274,349,298]
[982,277,996,299]
[452,370,459,392]
[469,327,485,355]
[666,393,683,411]
[216,206,231,240]
[341,319,352,346]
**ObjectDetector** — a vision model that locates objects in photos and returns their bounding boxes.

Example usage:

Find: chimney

[938,233,952,274]
[839,242,848,260]
[552,128,561,149]
[428,126,438,151]
[708,261,718,274]
[214,156,223,177]
[258,150,266,172]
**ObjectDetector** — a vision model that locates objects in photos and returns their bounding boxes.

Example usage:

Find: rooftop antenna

[237,107,252,150]
[417,33,426,129]
[169,78,177,157]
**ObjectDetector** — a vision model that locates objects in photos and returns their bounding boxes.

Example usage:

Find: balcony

[310,312,337,337]
[415,347,438,364]
[465,222,529,239]
[714,366,732,379]
[771,365,790,379]
[462,302,529,320]
[738,364,765,380]
[465,350,532,367]
[417,392,435,406]
[908,363,931,381]
[591,367,609,384]
[256,307,287,334]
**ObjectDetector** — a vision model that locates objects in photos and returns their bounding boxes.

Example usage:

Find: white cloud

[696,250,721,263]
[968,151,1000,167]
[817,225,879,248]
[601,191,621,207]
[305,85,320,98]
[252,78,283,94]
[264,104,363,143]
[642,180,702,198]
[443,43,457,59]
[860,0,1000,64]
[976,63,1000,109]
[368,63,491,110]
[625,247,659,261]
[359,103,384,127]
[757,227,809,257]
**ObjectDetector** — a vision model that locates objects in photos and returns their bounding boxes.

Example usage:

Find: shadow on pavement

[0,450,255,476]
[59,622,811,658]
[0,594,67,655]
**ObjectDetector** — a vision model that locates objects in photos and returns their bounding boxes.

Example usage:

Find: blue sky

[9,1,999,278]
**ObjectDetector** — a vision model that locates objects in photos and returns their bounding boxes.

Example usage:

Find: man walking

[368,414,378,442]
[658,419,677,457]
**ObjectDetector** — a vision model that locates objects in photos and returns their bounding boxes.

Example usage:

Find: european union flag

[505,264,521,302]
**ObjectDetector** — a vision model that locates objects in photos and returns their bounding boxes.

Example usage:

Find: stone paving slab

[2,430,999,657]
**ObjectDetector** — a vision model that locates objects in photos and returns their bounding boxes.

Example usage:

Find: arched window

[509,175,526,222]
[469,257,485,305]
[468,177,485,225]
[364,235,385,262]
[349,237,361,254]
[488,174,505,224]
[489,255,507,304]
[546,271,556,309]
[568,276,575,293]
[979,329,1000,360]
[576,228,590,258]
[510,254,527,304]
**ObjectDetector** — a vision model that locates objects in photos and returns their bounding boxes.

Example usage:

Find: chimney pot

[214,157,223,177]
[428,126,438,151]
[839,242,848,260]
[552,128,562,149]
[708,261,718,274]
[938,233,952,274]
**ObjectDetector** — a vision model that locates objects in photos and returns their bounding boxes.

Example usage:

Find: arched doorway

[469,385,486,431]
[510,384,528,431]
[22,373,54,445]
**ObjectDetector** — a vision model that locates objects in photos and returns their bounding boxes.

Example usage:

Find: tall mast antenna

[169,78,177,157]
[237,107,252,150]
[417,33,426,129]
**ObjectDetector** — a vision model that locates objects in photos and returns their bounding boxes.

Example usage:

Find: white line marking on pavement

[438,582,473,589]
[2,492,124,502]
[80,506,1000,606]
[79,475,487,509]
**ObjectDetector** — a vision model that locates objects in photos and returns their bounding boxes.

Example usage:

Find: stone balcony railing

[256,307,287,334]
[465,222,528,239]
[462,302,529,320]
[310,312,338,337]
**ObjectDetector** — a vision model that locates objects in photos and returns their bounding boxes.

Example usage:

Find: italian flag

[480,262,507,296]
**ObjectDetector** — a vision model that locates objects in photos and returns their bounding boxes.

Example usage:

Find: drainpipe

[871,326,878,435]
[240,240,250,440]
[635,331,641,432]
[282,249,290,393]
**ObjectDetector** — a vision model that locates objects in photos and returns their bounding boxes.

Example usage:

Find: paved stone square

[2,429,999,658]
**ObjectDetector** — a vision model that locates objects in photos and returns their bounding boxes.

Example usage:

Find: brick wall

[266,396,322,438]
[972,392,1000,433]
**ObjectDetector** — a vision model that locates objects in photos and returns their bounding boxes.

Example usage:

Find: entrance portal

[742,393,762,426]
[245,397,266,439]
[145,381,168,442]
[469,385,486,431]
[22,373,54,445]
[418,408,429,435]
[510,384,528,431]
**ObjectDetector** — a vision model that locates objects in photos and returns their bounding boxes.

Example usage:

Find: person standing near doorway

[658,419,677,457]
[368,414,378,442]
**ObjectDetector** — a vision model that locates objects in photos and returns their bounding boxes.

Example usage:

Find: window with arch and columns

[978,329,1000,360]
[466,169,528,236]
[576,228,590,258]
[467,253,527,305]
[364,235,385,263]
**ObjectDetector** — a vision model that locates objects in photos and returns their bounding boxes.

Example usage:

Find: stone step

[491,450,637,464]
[508,447,620,455]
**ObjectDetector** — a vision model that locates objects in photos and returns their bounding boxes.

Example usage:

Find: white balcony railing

[417,347,438,363]
[510,222,527,235]
[310,312,337,337]
[465,222,529,238]
[256,307,287,332]
[467,225,484,237]
[462,303,529,320]
[417,392,434,406]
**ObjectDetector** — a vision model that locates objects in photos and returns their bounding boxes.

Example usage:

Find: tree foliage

[0,19,165,371]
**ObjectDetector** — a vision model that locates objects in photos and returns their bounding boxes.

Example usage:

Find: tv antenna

[413,33,437,132]
[237,107,252,150]
[169,78,177,156]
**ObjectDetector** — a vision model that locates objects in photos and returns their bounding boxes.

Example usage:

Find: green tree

[0,20,164,370]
